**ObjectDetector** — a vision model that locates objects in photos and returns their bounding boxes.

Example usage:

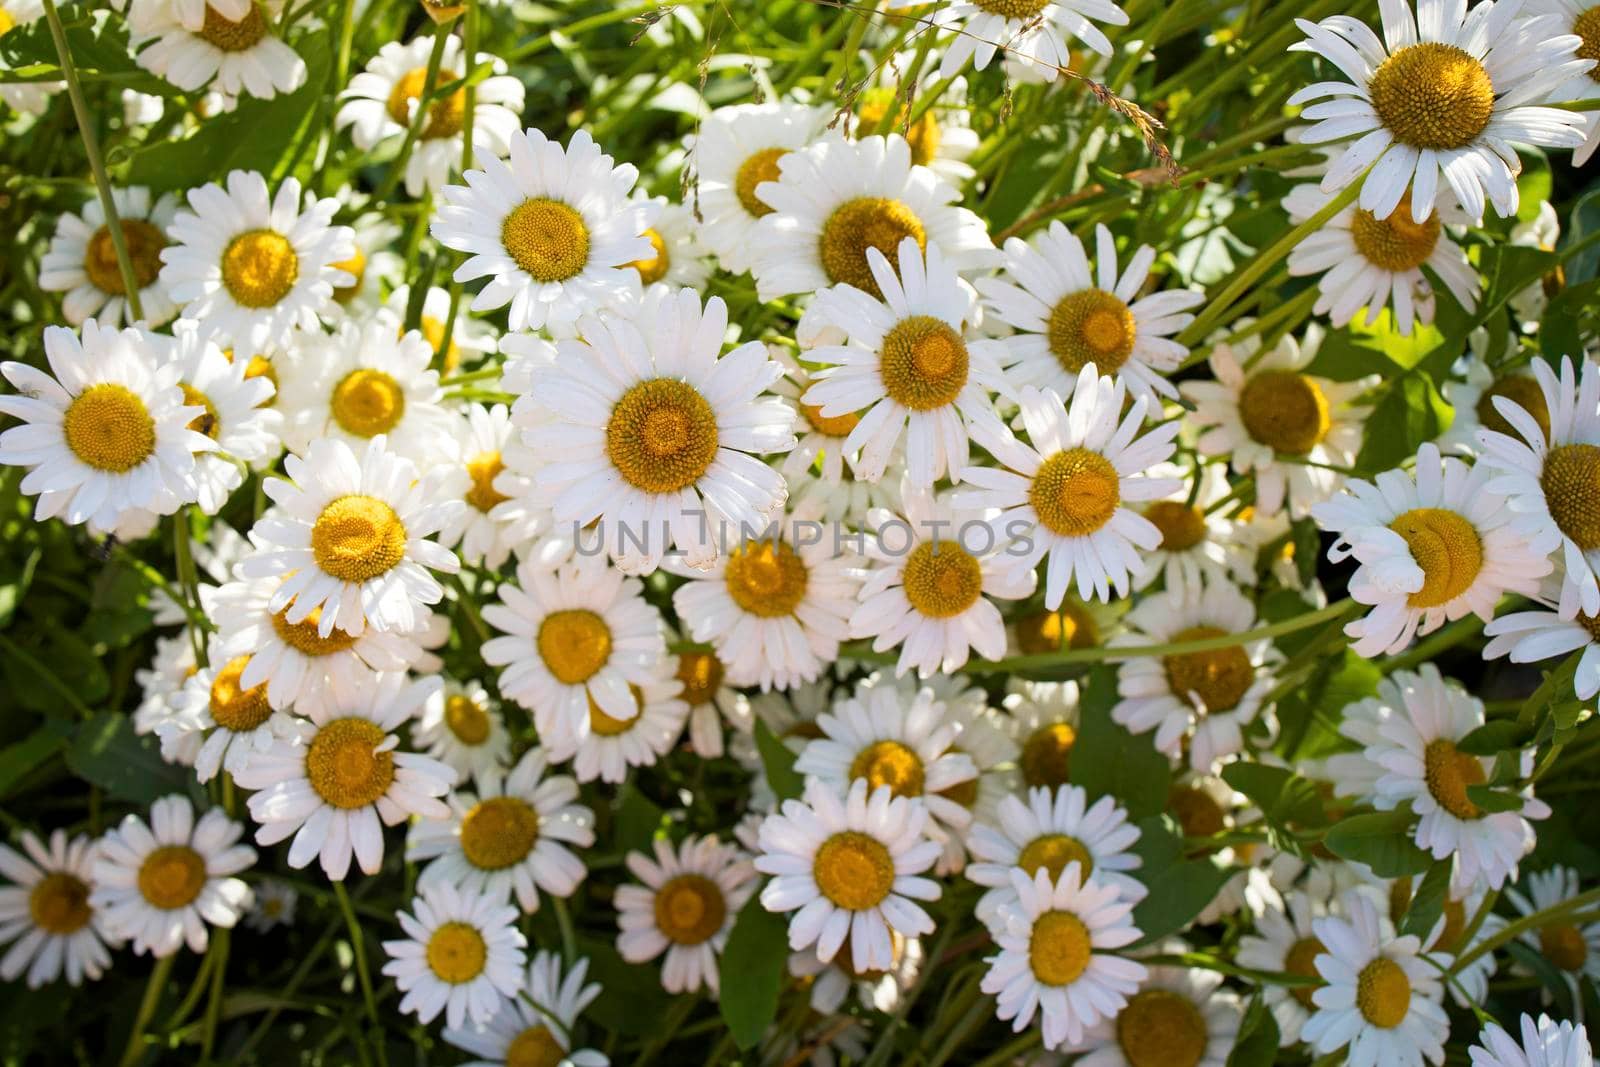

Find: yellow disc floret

[270,603,359,656]
[386,67,466,139]
[1423,738,1486,820]
[137,845,206,910]
[724,540,809,617]
[444,693,491,744]
[1020,723,1077,788]
[460,796,540,871]
[537,609,613,685]
[200,3,268,52]
[734,147,786,218]
[28,872,92,935]
[627,228,671,285]
[311,495,408,583]
[1476,374,1549,442]
[879,315,970,411]
[330,368,406,438]
[605,379,720,494]
[1284,936,1326,1008]
[63,383,156,473]
[501,199,590,283]
[813,831,894,911]
[1029,910,1092,986]
[1356,957,1412,1028]
[220,229,299,308]
[465,451,509,513]
[901,541,983,618]
[1541,443,1600,551]
[305,717,394,809]
[1238,370,1331,455]
[1116,990,1209,1067]
[818,197,927,299]
[1017,833,1094,883]
[83,219,166,296]
[1351,195,1441,272]
[209,655,274,732]
[426,921,487,983]
[1388,507,1483,608]
[1048,289,1137,374]
[1163,626,1254,712]
[1030,448,1121,537]
[1368,43,1495,150]
[849,740,926,798]
[654,874,727,945]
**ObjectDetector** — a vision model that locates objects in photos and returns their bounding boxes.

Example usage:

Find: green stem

[119,954,175,1067]
[334,881,383,1037]
[822,0,878,94]
[172,510,208,668]
[374,23,450,201]
[1450,887,1600,974]
[200,927,230,1061]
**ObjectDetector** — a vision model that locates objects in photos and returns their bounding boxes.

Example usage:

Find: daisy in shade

[231,673,454,880]
[956,368,1182,608]
[0,830,113,988]
[1383,877,1504,1007]
[546,661,689,783]
[1235,890,1333,1046]
[0,321,211,531]
[1485,585,1600,701]
[1181,327,1373,519]
[1313,442,1551,656]
[672,645,751,759]
[1300,891,1448,1067]
[1011,600,1114,655]
[749,134,996,303]
[39,186,179,327]
[244,880,297,933]
[888,0,1130,82]
[1537,0,1600,165]
[159,648,302,783]
[1470,1014,1594,1067]
[1003,679,1083,791]
[981,864,1147,1051]
[1438,347,1550,456]
[430,404,522,569]
[410,680,512,785]
[1506,867,1600,1005]
[441,950,608,1067]
[335,35,524,197]
[800,237,1009,487]
[409,747,593,912]
[91,795,254,958]
[239,435,462,638]
[979,222,1201,406]
[623,195,714,298]
[159,170,353,356]
[128,0,307,101]
[1288,0,1590,224]
[1132,462,1254,594]
[616,835,756,996]
[0,1,51,115]
[382,882,526,1030]
[756,779,942,973]
[789,933,924,1015]
[930,691,1022,872]
[1075,956,1245,1067]
[431,127,655,333]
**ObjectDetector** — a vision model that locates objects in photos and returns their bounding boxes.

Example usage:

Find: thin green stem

[374,24,450,201]
[118,954,175,1067]
[1450,887,1600,974]
[334,881,383,1037]
[172,510,208,668]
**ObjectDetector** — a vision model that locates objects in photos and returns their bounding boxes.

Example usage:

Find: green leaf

[1354,374,1451,474]
[612,783,668,856]
[1516,150,1553,224]
[1290,518,1320,589]
[64,713,189,804]
[1465,785,1527,814]
[1322,810,1432,877]
[718,894,789,1050]
[754,719,804,802]
[1507,941,1577,1019]
[577,938,673,1036]
[1455,719,1531,756]
[1071,666,1170,820]
[1396,861,1451,940]
[0,726,68,799]
[1131,857,1235,946]
[1226,995,1281,1067]
[1221,763,1327,836]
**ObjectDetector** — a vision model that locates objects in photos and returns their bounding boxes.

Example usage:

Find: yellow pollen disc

[199,3,268,51]
[813,832,894,911]
[1476,374,1549,442]
[1017,604,1099,653]
[849,739,926,798]
[444,693,491,745]
[330,245,366,306]
[627,228,671,285]
[0,10,13,35]
[426,921,487,984]
[28,872,92,935]
[1029,910,1092,986]
[417,315,463,373]
[459,796,540,870]
[802,401,862,438]
[654,874,727,945]
[1577,8,1600,81]
[330,368,406,438]
[63,383,156,473]
[270,603,358,657]
[901,541,983,618]
[1368,43,1495,150]
[1351,194,1441,272]
[1356,957,1412,1028]
[675,651,725,706]
[734,147,786,218]
[1029,447,1120,537]
[1116,989,1209,1067]
[1163,626,1254,712]
[209,655,273,731]
[974,0,1049,16]
[1145,500,1207,551]
[1020,723,1077,788]
[505,1026,566,1067]
[725,540,810,617]
[311,495,407,583]
[83,219,166,296]
[241,353,278,393]
[588,689,642,737]
[1285,936,1326,1008]
[501,198,590,283]
[1388,507,1483,608]
[221,229,299,309]
[1541,924,1589,971]
[1423,738,1486,820]
[537,609,613,685]
[1017,833,1093,883]
[180,384,220,439]
[1238,370,1331,455]
[879,315,970,411]
[857,90,943,166]
[137,845,206,910]
[1169,785,1225,838]
[605,378,720,494]
[818,196,927,299]
[1048,289,1137,374]
[1542,443,1600,551]
[386,67,466,139]
[464,451,509,513]
[305,717,394,809]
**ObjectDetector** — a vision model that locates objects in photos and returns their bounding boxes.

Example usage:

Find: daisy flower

[1438,342,1550,455]
[616,835,756,996]
[441,950,607,1067]
[244,879,297,933]
[672,646,751,759]
[239,435,462,637]
[544,660,689,784]
[1131,462,1254,593]
[1003,679,1083,790]
[790,933,924,1014]
[231,673,454,879]
[382,882,526,1030]
[1470,1014,1594,1067]
[39,186,179,327]
[335,35,524,197]
[1011,600,1114,655]
[772,347,866,486]
[431,127,655,333]
[889,0,1130,82]
[623,195,713,297]
[1506,867,1600,1002]
[956,369,1182,608]
[852,74,980,184]
[382,284,498,375]
[91,795,254,957]
[1485,591,1600,700]
[128,0,307,101]
[0,830,113,988]
[158,170,354,356]
[135,633,199,762]
[1235,890,1332,1045]
[1289,0,1590,223]
[159,648,301,783]
[0,321,211,531]
[327,200,403,314]
[757,779,942,972]
[409,747,594,912]
[1075,957,1244,1067]
[409,679,512,785]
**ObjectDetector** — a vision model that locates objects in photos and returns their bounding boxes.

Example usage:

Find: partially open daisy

[159,170,353,355]
[432,127,655,333]
[0,830,112,988]
[232,673,454,879]
[756,779,942,973]
[129,0,307,101]
[410,679,511,785]
[957,370,1182,608]
[326,198,403,315]
[890,0,1130,81]
[1485,586,1600,701]
[545,662,689,783]
[160,646,301,783]
[441,950,607,1067]
[623,195,713,298]
[980,221,1201,406]
[1439,349,1551,456]
[134,633,199,764]
[1235,889,1332,1046]
[1002,679,1083,791]
[40,186,179,327]
[1537,0,1600,165]
[1075,956,1245,1067]
[91,794,254,957]
[1289,0,1591,223]
[1469,1013,1595,1067]
[616,835,756,996]
[772,347,866,487]
[409,747,593,912]
[383,882,526,1030]
[1130,462,1253,594]
[425,405,520,570]
[1505,867,1600,1002]
[0,321,212,531]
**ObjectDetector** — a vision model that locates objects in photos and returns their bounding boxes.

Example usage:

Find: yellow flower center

[63,383,156,473]
[857,90,943,166]
[1169,785,1225,837]
[1017,833,1094,883]
[1116,990,1209,1067]
[1368,43,1495,150]
[501,199,590,283]
[1541,443,1600,551]
[1577,7,1600,81]
[199,3,268,52]
[901,541,983,618]
[417,315,463,373]
[330,245,366,305]
[305,717,395,809]
[1388,507,1483,608]
[505,1027,566,1067]
[209,655,273,732]
[1029,447,1121,537]
[180,384,220,439]
[675,651,725,706]
[1029,910,1092,986]
[1350,194,1441,272]
[849,739,926,798]
[241,353,277,392]
[1163,626,1254,712]
[537,609,613,685]
[330,368,406,438]
[802,401,862,438]
[270,603,358,657]
[818,196,927,299]
[311,495,408,583]
[879,315,970,411]
[813,831,894,911]
[0,10,13,36]
[464,451,508,513]
[1476,374,1549,442]
[1356,957,1412,1028]
[734,147,785,218]
[1285,936,1326,1008]
[1016,604,1099,653]
[444,693,491,744]
[605,378,720,494]
[1423,738,1486,820]
[1048,289,1138,374]
[426,921,487,984]
[1541,924,1589,971]
[385,67,466,139]
[1237,370,1331,455]
[221,229,299,308]
[974,0,1049,16]
[28,872,92,935]
[627,228,671,285]
[1145,500,1207,551]
[83,219,166,296]
[137,845,206,910]
[724,540,810,617]
[1020,722,1076,788]
[588,689,642,737]
[654,874,727,945]
[460,796,540,871]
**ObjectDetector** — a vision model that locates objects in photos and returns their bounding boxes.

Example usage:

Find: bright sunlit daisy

[890,0,1131,82]
[1130,462,1254,594]
[428,404,521,569]
[545,661,689,784]
[616,835,756,995]
[409,679,512,785]
[128,0,307,101]
[0,830,112,988]
[39,186,179,327]
[440,950,608,1067]
[159,646,301,783]
[623,195,713,298]
[382,882,527,1030]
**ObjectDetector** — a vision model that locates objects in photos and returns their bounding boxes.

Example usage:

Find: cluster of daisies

[3,0,1600,1062]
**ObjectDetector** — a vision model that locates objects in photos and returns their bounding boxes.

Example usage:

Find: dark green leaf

[1354,375,1451,474]
[1397,861,1450,940]
[754,719,804,802]
[1226,995,1281,1067]
[612,783,668,856]
[1456,719,1531,755]
[1465,785,1526,814]
[1072,666,1170,820]
[1507,941,1576,1018]
[64,712,188,804]
[578,938,673,1036]
[0,725,69,799]
[718,894,789,1049]
[1322,809,1432,877]
[1221,763,1327,833]
[1132,857,1235,945]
